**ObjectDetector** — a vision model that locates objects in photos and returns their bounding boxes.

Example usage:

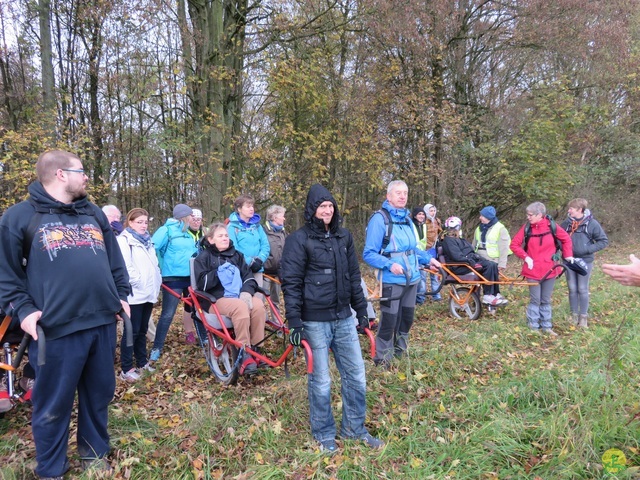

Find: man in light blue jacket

[363,180,441,367]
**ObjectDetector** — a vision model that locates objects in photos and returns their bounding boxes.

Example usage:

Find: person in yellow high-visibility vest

[473,206,512,271]
[472,206,512,309]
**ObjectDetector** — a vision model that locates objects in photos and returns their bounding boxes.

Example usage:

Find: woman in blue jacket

[149,204,198,362]
[227,194,270,288]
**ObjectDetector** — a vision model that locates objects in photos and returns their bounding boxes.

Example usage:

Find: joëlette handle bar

[120,310,134,347]
[423,267,446,296]
[13,325,46,367]
[372,268,444,302]
[537,264,567,283]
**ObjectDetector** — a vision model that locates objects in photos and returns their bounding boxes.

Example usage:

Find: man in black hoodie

[0,150,130,479]
[281,184,384,453]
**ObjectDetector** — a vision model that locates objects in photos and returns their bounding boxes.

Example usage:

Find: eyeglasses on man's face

[61,168,86,174]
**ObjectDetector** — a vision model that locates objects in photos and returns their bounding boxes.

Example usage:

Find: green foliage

[459,86,594,221]
[0,122,53,211]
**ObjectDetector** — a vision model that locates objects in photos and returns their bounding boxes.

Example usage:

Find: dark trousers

[476,259,501,296]
[120,302,153,372]
[374,282,418,364]
[455,259,500,296]
[29,322,117,478]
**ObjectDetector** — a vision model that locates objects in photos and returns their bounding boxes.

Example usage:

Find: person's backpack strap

[522,215,562,258]
[378,208,393,253]
[22,199,43,269]
[368,207,412,256]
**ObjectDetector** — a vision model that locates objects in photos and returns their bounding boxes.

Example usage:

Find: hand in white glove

[525,256,534,270]
[565,256,574,263]
[239,292,253,310]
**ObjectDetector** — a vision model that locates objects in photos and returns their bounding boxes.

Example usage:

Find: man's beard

[66,184,87,201]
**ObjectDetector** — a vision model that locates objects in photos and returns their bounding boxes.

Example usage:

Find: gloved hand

[525,256,534,270]
[565,256,575,263]
[356,316,370,335]
[250,258,263,273]
[239,291,253,310]
[289,326,304,346]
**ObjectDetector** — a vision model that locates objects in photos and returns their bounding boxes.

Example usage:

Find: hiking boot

[0,376,12,413]
[81,457,113,477]
[374,358,392,370]
[239,355,257,376]
[578,314,588,329]
[185,332,196,345]
[149,349,161,362]
[118,368,140,383]
[542,328,558,336]
[136,363,155,375]
[19,376,35,402]
[319,439,337,454]
[38,476,64,480]
[359,433,385,449]
[570,313,579,326]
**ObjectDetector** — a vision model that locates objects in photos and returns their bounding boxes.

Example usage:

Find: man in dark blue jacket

[281,184,384,453]
[0,150,130,479]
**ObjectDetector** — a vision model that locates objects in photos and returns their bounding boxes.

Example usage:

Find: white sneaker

[482,294,496,304]
[495,293,508,305]
[136,363,155,374]
[119,368,141,382]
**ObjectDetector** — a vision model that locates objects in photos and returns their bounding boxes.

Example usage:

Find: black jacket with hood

[280,184,368,328]
[0,181,130,340]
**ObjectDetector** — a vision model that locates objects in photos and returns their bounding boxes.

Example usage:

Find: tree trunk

[38,0,55,137]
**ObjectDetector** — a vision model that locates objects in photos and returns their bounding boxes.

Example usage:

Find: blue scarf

[479,217,498,245]
[269,221,284,232]
[126,227,152,248]
[217,262,242,298]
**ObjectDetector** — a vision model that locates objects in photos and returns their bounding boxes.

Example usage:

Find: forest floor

[1,243,639,479]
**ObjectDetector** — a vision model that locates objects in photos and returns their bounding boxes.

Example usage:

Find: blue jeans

[416,270,427,305]
[121,302,153,371]
[429,272,442,300]
[304,318,368,443]
[153,279,190,352]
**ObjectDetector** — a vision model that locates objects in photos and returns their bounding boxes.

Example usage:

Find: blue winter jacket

[227,212,270,270]
[152,218,198,278]
[363,200,435,285]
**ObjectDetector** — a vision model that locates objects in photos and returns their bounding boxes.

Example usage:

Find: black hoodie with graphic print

[280,184,368,328]
[0,181,130,340]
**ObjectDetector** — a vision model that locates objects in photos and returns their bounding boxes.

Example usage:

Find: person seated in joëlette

[193,223,266,375]
[438,216,507,306]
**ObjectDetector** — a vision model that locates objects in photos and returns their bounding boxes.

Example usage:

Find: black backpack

[523,215,562,261]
